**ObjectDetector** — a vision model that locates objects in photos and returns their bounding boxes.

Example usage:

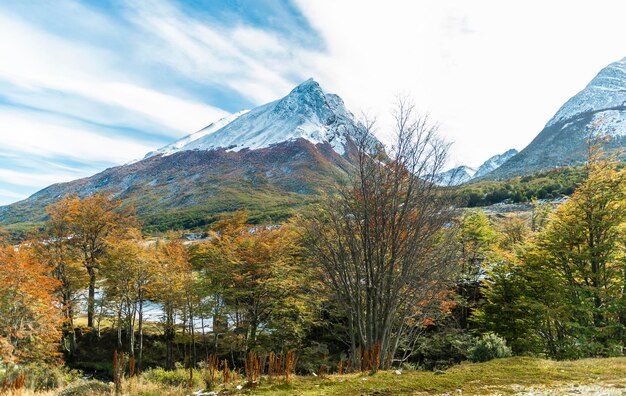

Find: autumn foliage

[0,243,62,363]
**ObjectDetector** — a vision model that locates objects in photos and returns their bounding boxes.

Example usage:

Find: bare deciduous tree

[301,99,457,369]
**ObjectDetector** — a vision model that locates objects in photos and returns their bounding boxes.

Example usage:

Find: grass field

[247,356,626,395]
[45,356,626,395]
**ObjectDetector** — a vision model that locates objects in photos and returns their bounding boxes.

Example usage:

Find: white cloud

[0,168,79,188]
[122,0,312,104]
[0,12,227,136]
[0,188,26,200]
[0,109,154,164]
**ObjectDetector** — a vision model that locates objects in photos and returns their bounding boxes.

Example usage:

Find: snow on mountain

[435,148,517,186]
[473,149,518,178]
[144,110,250,159]
[435,165,477,186]
[488,56,626,179]
[546,57,626,131]
[147,78,359,159]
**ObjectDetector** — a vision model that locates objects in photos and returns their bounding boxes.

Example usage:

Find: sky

[1,0,626,205]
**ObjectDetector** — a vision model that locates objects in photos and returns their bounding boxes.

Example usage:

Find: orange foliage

[0,244,62,363]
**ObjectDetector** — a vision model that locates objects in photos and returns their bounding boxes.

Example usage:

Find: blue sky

[2,0,626,205]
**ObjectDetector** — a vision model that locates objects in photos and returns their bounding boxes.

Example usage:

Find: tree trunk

[128,301,136,357]
[138,294,144,372]
[249,315,258,350]
[189,302,196,367]
[348,312,358,371]
[87,267,97,328]
[63,290,77,358]
[116,304,123,351]
[201,315,208,362]
[165,305,174,371]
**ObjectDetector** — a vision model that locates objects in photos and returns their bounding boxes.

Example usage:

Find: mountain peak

[546,56,626,129]
[282,78,324,100]
[474,148,518,178]
[435,165,476,186]
[487,56,626,179]
[292,77,320,91]
[281,78,324,103]
[145,79,361,159]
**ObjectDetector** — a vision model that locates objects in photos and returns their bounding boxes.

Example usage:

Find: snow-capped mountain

[0,79,366,229]
[143,110,250,159]
[546,58,626,131]
[435,148,517,186]
[435,166,477,186]
[489,56,626,179]
[146,78,358,158]
[473,149,518,178]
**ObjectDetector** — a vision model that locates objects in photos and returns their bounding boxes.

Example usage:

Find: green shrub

[0,362,80,391]
[468,333,512,362]
[297,342,332,374]
[142,366,202,388]
[27,362,81,391]
[415,330,476,370]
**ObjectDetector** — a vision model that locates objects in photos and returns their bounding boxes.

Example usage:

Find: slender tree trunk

[116,304,123,351]
[138,294,144,372]
[182,313,188,368]
[63,291,77,358]
[201,315,208,362]
[249,314,258,351]
[348,311,358,371]
[87,266,97,328]
[166,305,174,371]
[213,300,220,353]
[96,303,103,338]
[128,301,136,357]
[189,301,196,367]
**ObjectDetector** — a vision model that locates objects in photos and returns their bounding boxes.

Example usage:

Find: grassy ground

[246,356,626,395]
[13,356,626,395]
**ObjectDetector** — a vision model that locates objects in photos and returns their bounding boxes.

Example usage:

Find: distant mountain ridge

[436,148,518,186]
[0,79,368,231]
[488,56,626,179]
[474,149,519,178]
[435,165,477,186]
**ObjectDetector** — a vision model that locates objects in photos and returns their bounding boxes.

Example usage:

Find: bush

[415,330,476,370]
[468,333,512,362]
[142,365,203,388]
[26,362,81,391]
[0,362,80,392]
[297,342,332,374]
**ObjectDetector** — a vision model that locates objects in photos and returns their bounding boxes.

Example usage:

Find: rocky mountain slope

[0,79,364,231]
[474,149,518,178]
[487,56,626,179]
